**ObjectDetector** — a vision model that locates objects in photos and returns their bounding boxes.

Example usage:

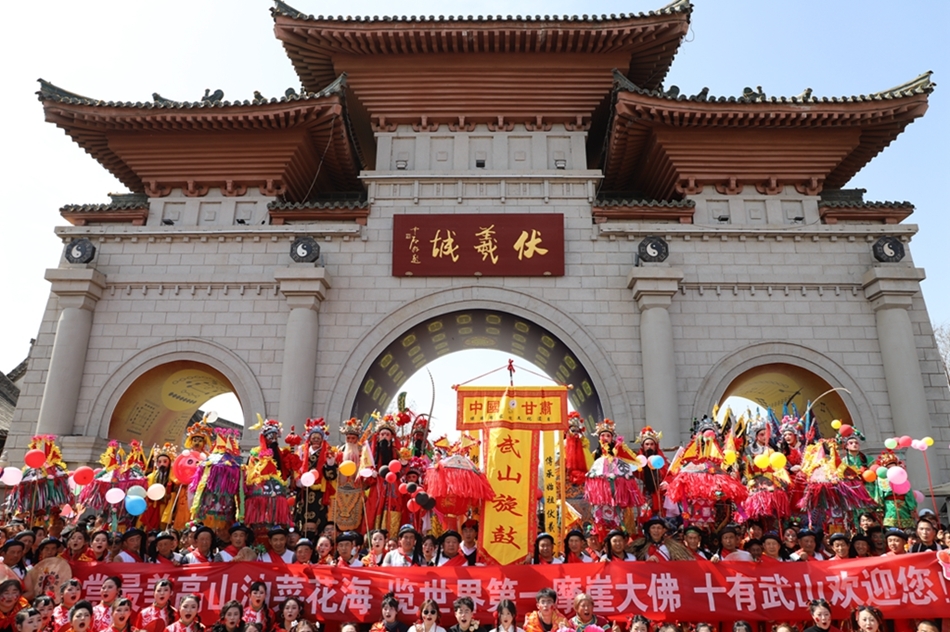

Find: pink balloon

[898,435,913,449]
[886,467,908,485]
[913,490,925,504]
[891,479,911,495]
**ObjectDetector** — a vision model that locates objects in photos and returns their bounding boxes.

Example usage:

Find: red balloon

[385,472,398,484]
[389,460,402,473]
[407,499,420,513]
[398,483,409,495]
[898,435,913,448]
[72,466,94,486]
[172,452,199,484]
[839,425,854,437]
[24,450,45,469]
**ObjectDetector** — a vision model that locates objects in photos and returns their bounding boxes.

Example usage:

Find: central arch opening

[717,362,851,437]
[351,309,603,426]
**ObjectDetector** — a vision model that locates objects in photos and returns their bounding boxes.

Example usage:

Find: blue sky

[1,0,946,381]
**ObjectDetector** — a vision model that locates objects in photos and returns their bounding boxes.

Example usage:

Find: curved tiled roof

[603,71,934,197]
[272,0,691,24]
[613,70,935,106]
[37,74,346,110]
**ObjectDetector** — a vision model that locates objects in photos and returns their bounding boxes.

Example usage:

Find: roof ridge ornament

[612,69,640,93]
[152,92,176,105]
[202,88,225,104]
[661,0,693,13]
[36,79,91,103]
[272,0,307,19]
[872,71,935,97]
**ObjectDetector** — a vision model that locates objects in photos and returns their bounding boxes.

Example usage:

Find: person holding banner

[530,534,561,565]
[561,530,594,563]
[183,526,216,564]
[432,531,465,567]
[382,525,423,567]
[601,530,635,561]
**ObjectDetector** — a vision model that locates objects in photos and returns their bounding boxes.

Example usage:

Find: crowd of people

[0,407,946,632]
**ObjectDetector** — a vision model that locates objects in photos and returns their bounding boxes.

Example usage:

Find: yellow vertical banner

[457,385,568,565]
[542,430,559,554]
[480,427,538,565]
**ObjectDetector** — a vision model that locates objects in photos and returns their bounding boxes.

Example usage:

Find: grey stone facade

[8,122,950,495]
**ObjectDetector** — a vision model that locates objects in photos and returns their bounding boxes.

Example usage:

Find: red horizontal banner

[70,553,950,623]
[392,214,564,277]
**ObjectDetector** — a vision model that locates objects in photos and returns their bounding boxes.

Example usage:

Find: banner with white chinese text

[69,554,950,624]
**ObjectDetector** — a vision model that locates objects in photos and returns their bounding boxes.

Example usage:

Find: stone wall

[9,126,950,488]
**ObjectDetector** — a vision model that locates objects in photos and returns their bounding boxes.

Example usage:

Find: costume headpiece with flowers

[185,417,215,452]
[779,415,803,440]
[374,414,397,436]
[340,417,362,437]
[635,426,663,446]
[304,417,327,441]
[7,435,71,519]
[875,449,902,468]
[593,419,617,437]
[152,443,179,461]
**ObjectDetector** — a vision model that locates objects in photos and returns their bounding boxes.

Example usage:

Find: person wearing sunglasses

[412,600,446,632]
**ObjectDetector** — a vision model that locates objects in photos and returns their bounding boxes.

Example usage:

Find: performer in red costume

[635,427,669,520]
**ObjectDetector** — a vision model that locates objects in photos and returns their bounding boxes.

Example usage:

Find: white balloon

[1,467,23,486]
[105,488,126,504]
[146,483,166,501]
[127,485,147,498]
[300,472,316,487]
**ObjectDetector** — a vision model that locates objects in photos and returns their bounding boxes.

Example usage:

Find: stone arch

[84,338,266,445]
[324,285,629,434]
[691,341,881,441]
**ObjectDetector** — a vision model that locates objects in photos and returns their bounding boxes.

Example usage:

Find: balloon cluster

[882,435,934,451]
[633,454,666,469]
[830,419,856,437]
[751,452,788,471]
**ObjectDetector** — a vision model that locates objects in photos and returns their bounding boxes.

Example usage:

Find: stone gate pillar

[627,266,685,446]
[36,267,107,436]
[274,266,331,426]
[863,265,932,503]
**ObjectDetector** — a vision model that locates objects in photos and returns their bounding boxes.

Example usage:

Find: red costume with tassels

[363,415,403,535]
[294,418,338,533]
[635,426,669,519]
[244,418,302,528]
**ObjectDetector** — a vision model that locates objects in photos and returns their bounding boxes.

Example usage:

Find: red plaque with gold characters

[392,214,564,277]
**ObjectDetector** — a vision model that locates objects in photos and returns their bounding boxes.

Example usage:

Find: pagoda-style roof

[602,71,934,198]
[267,197,370,224]
[818,188,914,225]
[272,0,690,130]
[60,193,149,226]
[592,196,695,223]
[38,75,364,200]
